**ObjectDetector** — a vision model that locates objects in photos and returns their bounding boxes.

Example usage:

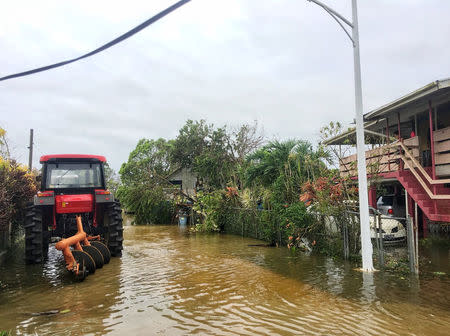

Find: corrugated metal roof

[364,78,450,121]
[323,78,450,146]
[321,120,387,145]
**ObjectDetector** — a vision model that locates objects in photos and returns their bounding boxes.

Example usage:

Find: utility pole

[307,0,374,271]
[28,129,34,172]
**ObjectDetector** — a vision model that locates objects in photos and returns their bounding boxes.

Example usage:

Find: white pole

[352,0,374,271]
[306,0,374,271]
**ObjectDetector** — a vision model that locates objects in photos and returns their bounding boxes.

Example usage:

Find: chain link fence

[220,205,419,273]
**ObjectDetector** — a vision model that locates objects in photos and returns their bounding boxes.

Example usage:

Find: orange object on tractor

[25,154,122,280]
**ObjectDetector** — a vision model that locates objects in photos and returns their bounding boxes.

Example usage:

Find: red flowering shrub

[225,186,238,198]
[300,176,357,214]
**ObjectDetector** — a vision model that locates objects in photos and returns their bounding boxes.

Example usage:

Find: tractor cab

[40,154,106,192]
[36,155,113,216]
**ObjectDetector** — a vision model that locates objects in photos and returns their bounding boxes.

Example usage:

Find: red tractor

[25,154,123,280]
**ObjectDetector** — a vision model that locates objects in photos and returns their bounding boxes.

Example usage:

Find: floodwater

[0,225,449,336]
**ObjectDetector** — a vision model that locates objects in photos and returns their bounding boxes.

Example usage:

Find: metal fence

[221,205,420,273]
[341,207,418,273]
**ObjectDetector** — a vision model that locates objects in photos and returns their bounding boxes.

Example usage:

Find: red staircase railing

[391,141,450,222]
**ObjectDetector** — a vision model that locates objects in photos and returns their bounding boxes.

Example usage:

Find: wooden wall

[434,126,450,177]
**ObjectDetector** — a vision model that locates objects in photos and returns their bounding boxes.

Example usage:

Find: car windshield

[378,195,394,206]
[46,163,102,188]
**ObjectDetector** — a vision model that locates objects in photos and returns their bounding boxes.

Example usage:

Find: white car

[370,216,406,244]
[310,205,407,245]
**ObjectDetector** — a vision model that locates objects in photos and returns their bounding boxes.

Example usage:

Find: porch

[325,78,450,226]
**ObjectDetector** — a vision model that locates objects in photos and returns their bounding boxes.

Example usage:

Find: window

[46,163,102,189]
[378,195,394,206]
[396,195,405,206]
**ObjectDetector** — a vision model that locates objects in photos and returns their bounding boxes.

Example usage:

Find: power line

[0,0,192,82]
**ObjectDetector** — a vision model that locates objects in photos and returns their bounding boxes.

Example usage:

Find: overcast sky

[1,0,449,171]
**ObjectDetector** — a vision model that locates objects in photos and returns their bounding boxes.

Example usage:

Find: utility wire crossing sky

[0,0,191,82]
[1,0,449,171]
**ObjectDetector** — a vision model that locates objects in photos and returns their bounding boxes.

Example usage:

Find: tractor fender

[33,194,55,206]
[95,193,115,203]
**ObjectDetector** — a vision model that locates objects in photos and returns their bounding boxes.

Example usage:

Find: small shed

[166,167,198,198]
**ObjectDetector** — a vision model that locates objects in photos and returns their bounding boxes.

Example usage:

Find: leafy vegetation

[104,162,120,195]
[0,128,37,248]
[117,138,175,224]
[170,119,212,169]
[118,120,264,224]
[118,119,366,259]
[118,185,174,224]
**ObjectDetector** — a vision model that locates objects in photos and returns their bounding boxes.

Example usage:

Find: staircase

[396,169,450,222]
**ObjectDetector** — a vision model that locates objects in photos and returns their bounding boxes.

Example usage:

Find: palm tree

[245,139,329,189]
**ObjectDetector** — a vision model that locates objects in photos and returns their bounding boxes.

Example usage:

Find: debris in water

[31,310,59,316]
[433,272,446,276]
[299,238,312,252]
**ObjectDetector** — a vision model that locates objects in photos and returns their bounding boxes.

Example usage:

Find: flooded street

[1,225,449,335]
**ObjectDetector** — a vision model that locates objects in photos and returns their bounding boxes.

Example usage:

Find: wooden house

[324,78,450,235]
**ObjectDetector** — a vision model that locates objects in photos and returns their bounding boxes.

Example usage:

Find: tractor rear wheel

[24,204,48,264]
[104,201,124,257]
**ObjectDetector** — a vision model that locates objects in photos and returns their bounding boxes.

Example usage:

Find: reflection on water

[0,225,449,335]
[0,244,122,335]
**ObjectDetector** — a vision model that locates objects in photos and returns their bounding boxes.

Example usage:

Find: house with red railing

[324,78,450,236]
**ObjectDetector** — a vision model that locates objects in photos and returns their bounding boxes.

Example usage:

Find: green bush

[117,185,174,224]
[192,190,237,232]
[0,158,37,244]
[279,202,314,243]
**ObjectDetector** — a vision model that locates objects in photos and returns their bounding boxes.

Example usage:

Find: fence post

[278,221,281,247]
[254,212,257,239]
[374,214,380,254]
[343,216,349,260]
[405,190,418,275]
[406,216,418,274]
[378,214,384,267]
[414,204,419,274]
[28,129,34,172]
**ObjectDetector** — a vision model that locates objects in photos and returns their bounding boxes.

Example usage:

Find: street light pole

[307,0,374,271]
[350,0,374,272]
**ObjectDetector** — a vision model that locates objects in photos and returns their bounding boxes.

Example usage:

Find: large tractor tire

[24,204,49,264]
[104,201,123,257]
